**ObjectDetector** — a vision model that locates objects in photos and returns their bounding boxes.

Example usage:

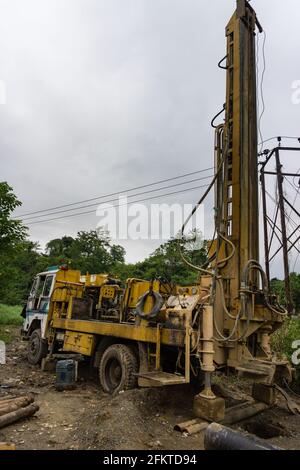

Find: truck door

[24,273,55,338]
[27,275,45,312]
[39,275,54,313]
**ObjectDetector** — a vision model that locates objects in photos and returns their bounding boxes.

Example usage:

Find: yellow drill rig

[22,0,292,422]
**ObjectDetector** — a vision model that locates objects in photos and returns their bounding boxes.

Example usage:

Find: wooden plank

[0,442,16,450]
[137,372,186,386]
[0,404,39,429]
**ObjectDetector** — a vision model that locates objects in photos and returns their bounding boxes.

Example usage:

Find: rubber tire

[99,344,138,394]
[27,329,48,365]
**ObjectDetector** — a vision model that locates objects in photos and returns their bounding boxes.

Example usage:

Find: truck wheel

[28,329,48,365]
[99,344,138,394]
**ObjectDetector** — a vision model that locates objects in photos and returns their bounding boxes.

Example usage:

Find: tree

[110,245,125,264]
[46,236,75,259]
[67,230,112,273]
[0,182,27,252]
[0,240,44,305]
[121,238,207,285]
[45,229,126,276]
[0,183,29,304]
[271,273,300,313]
[290,273,300,312]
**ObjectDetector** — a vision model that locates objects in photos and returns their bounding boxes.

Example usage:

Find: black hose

[218,55,228,70]
[135,290,164,320]
[211,104,225,128]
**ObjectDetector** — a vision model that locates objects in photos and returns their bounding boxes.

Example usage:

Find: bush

[0,303,23,326]
[271,316,300,361]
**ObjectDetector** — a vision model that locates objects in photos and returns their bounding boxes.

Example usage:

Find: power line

[26,183,210,226]
[15,167,213,219]
[21,174,214,222]
[258,136,300,147]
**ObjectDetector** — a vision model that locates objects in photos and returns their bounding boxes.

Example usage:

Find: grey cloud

[0,0,299,275]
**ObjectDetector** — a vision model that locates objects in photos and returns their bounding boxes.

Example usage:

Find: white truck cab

[21,267,58,364]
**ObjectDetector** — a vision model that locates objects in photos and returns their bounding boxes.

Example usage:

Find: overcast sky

[0,0,299,276]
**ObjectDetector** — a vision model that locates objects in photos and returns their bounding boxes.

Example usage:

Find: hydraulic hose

[135,290,164,320]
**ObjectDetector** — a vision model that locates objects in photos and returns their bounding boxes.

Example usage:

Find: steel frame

[260,146,300,313]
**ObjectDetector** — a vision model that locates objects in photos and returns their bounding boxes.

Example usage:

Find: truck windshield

[43,275,54,297]
[30,278,39,297]
[36,276,46,297]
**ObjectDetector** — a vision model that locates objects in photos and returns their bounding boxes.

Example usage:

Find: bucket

[55,359,76,391]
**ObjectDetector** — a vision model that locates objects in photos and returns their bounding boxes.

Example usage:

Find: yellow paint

[63,331,95,356]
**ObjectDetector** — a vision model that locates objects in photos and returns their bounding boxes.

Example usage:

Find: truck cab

[22,268,57,339]
[21,266,83,364]
[21,267,58,364]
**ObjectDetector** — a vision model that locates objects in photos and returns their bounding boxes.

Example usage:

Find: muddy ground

[0,326,300,451]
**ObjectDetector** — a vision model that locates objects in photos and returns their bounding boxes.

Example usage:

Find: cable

[20,174,214,222]
[218,55,228,70]
[14,167,213,219]
[287,174,300,226]
[243,260,288,316]
[25,183,210,226]
[265,188,299,234]
[264,187,300,270]
[259,136,300,147]
[178,124,229,277]
[292,251,300,272]
[256,32,260,144]
[178,156,224,276]
[211,104,225,129]
[258,30,266,154]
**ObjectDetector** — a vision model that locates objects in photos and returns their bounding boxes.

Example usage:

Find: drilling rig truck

[22,0,293,422]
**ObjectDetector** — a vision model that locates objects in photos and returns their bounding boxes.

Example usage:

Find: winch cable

[178,127,229,276]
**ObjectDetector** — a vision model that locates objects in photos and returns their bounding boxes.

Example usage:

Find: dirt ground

[1,326,300,451]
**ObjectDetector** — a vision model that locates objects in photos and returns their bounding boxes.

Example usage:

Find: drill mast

[211,0,285,372]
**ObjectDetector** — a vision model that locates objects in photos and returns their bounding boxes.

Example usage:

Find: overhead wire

[259,136,300,148]
[19,174,214,222]
[14,167,213,219]
[25,183,211,226]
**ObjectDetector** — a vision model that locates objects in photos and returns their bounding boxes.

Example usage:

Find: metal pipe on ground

[204,423,283,451]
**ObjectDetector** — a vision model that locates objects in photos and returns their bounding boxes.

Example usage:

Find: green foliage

[271,273,300,312]
[0,303,23,325]
[68,230,114,273]
[0,224,127,305]
[46,236,75,259]
[0,303,22,342]
[45,229,126,276]
[118,238,207,285]
[0,182,27,251]
[270,276,300,361]
[0,240,45,305]
[290,273,300,311]
[0,183,31,305]
[271,316,300,361]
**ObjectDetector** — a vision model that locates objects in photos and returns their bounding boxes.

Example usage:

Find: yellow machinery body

[47,274,207,387]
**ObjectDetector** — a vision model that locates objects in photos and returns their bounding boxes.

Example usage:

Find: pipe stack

[0,395,39,429]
